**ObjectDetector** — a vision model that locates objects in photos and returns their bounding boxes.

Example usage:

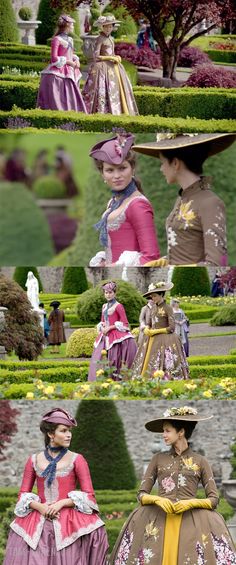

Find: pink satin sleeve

[126,199,160,264]
[74,454,97,505]
[116,303,129,326]
[50,37,61,64]
[17,456,36,501]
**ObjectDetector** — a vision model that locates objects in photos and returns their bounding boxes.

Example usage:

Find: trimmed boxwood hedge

[0,59,45,73]
[188,355,236,365]
[0,360,89,370]
[0,108,235,132]
[205,49,236,64]
[0,366,88,384]
[1,80,235,120]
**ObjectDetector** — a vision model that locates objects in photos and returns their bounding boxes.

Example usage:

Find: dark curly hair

[40,421,58,447]
[166,419,197,440]
[161,144,209,175]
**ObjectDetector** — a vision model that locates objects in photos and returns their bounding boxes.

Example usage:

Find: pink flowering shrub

[186,63,236,88]
[115,42,161,68]
[178,46,211,67]
[48,214,77,252]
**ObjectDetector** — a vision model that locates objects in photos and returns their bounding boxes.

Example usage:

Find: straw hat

[94,14,121,28]
[132,133,236,159]
[143,281,174,297]
[145,406,213,433]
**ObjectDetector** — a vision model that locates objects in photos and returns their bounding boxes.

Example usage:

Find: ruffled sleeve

[69,454,99,512]
[68,490,99,513]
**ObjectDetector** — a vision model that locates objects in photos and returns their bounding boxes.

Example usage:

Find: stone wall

[0,400,234,486]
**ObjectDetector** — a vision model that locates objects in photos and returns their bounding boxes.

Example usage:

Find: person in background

[171,298,189,357]
[48,300,66,354]
[39,302,50,345]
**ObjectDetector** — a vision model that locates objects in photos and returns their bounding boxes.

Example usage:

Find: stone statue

[25,271,40,310]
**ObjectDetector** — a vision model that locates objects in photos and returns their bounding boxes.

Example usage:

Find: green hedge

[0,74,39,82]
[0,109,235,132]
[0,52,49,63]
[184,307,218,320]
[0,59,45,73]
[1,80,235,120]
[189,364,236,379]
[0,366,88,384]
[205,49,236,64]
[0,360,89,370]
[188,355,236,365]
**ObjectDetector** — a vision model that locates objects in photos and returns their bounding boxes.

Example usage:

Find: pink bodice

[10,453,104,551]
[106,196,160,265]
[95,301,134,350]
[41,35,82,83]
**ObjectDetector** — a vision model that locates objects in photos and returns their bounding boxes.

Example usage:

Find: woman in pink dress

[3,408,108,565]
[37,14,87,112]
[89,134,160,267]
[88,281,137,381]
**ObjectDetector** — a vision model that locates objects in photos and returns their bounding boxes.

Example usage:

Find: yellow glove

[99,55,120,63]
[141,494,174,514]
[144,258,169,267]
[144,328,168,337]
[174,499,212,514]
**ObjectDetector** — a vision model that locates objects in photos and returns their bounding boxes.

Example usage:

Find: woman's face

[66,22,74,34]
[102,24,114,35]
[102,160,133,191]
[104,289,116,301]
[150,293,163,304]
[159,153,178,184]
[163,422,183,445]
[49,424,72,448]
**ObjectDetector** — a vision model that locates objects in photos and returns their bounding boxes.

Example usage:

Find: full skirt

[109,504,236,565]
[82,61,138,115]
[4,521,108,565]
[88,336,137,381]
[37,75,87,112]
[132,333,189,380]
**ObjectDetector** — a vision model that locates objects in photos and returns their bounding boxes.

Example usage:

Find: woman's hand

[33,502,52,517]
[155,497,175,513]
[102,326,110,335]
[46,500,64,518]
[66,60,77,68]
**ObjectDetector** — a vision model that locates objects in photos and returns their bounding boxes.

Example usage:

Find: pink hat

[58,14,75,25]
[42,408,77,427]
[102,281,117,292]
[89,134,134,165]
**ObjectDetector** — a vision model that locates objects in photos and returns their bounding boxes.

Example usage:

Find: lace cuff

[114,321,128,332]
[54,56,67,68]
[68,491,99,514]
[14,493,40,517]
[97,322,104,332]
[116,250,142,266]
[89,251,106,267]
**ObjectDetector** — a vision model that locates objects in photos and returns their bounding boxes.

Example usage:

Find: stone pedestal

[81,34,99,63]
[222,479,236,543]
[0,345,7,360]
[36,198,71,217]
[17,20,41,46]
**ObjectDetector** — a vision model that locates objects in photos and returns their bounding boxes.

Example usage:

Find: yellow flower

[73,391,82,399]
[162,388,173,397]
[182,457,200,472]
[203,390,212,398]
[80,384,90,391]
[184,383,197,391]
[96,369,104,377]
[113,384,121,389]
[101,349,107,356]
[26,392,34,400]
[44,385,55,395]
[153,370,164,378]
[178,201,196,227]
[145,521,159,540]
[101,383,110,389]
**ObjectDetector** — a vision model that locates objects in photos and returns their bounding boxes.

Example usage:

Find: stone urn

[0,306,8,360]
[222,479,236,543]
[36,198,72,217]
[81,34,99,63]
[17,20,41,46]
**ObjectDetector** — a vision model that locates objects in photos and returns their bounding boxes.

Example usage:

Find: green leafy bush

[230,439,236,479]
[206,49,236,64]
[0,0,19,42]
[0,80,38,110]
[171,267,211,297]
[0,182,54,264]
[62,267,88,295]
[66,328,97,357]
[103,5,137,38]
[18,7,32,20]
[76,280,145,325]
[188,355,236,366]
[13,266,43,292]
[33,175,66,198]
[36,0,60,45]
[0,59,44,73]
[0,366,88,384]
[210,305,236,326]
[0,360,89,371]
[70,401,136,489]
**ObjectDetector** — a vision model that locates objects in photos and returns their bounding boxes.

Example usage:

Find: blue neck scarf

[42,446,68,487]
[94,179,137,247]
[104,298,117,322]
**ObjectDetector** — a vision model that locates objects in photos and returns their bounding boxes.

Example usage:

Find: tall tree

[51,0,236,78]
[0,0,19,42]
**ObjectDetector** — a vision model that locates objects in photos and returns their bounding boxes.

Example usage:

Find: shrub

[0,274,44,360]
[230,439,236,479]
[36,0,61,45]
[115,42,161,68]
[0,182,54,264]
[210,305,236,326]
[0,0,19,42]
[178,46,211,67]
[18,7,32,21]
[70,400,136,489]
[0,401,19,459]
[62,267,88,295]
[76,280,145,325]
[186,64,236,88]
[47,213,77,253]
[171,267,211,297]
[0,366,88,384]
[13,267,43,292]
[206,49,236,64]
[33,175,67,199]
[66,328,97,357]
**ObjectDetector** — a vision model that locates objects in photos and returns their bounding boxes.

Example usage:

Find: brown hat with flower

[132,133,236,159]
[89,134,134,165]
[143,281,174,297]
[41,408,77,427]
[145,406,213,433]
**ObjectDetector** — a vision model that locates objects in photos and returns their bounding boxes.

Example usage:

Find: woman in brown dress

[132,281,189,380]
[133,133,236,266]
[110,406,236,565]
[82,14,138,115]
[48,300,66,354]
